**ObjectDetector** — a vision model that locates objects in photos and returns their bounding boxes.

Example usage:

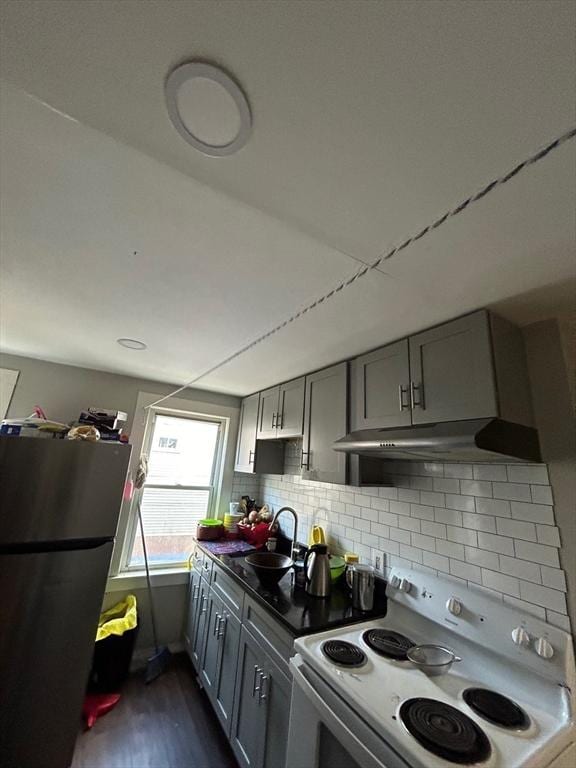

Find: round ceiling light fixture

[117,338,148,351]
[165,61,252,157]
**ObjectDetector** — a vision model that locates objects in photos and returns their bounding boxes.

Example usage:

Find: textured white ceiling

[0,0,575,395]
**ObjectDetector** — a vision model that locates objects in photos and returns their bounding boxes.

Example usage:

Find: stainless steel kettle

[303,543,331,597]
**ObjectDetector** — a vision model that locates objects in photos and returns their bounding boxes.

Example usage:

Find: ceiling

[0,0,575,396]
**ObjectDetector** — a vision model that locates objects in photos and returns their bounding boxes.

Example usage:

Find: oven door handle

[289,655,410,768]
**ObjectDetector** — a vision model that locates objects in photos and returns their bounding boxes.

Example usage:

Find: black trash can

[87,594,139,693]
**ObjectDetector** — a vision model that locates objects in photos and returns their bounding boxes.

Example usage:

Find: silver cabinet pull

[410,381,424,409]
[398,384,410,411]
[252,665,261,697]
[192,584,199,601]
[276,412,283,429]
[258,673,269,704]
[217,616,226,639]
[201,595,208,613]
[213,612,220,636]
[248,449,255,464]
[272,413,276,429]
[301,450,310,470]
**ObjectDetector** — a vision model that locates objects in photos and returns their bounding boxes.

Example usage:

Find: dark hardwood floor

[72,654,239,768]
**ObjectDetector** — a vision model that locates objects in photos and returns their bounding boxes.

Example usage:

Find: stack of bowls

[224,512,244,538]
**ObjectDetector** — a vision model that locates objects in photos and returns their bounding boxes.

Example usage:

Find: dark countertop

[197,542,388,637]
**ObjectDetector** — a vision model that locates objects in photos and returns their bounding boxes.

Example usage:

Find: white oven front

[286,654,410,768]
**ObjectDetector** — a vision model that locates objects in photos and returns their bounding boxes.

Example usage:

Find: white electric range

[286,567,575,768]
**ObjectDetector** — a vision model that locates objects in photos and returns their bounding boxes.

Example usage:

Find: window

[127,412,224,569]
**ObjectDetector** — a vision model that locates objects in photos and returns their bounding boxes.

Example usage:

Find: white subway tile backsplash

[473,464,508,481]
[507,464,549,485]
[462,513,497,533]
[495,518,537,542]
[514,540,560,568]
[519,582,566,613]
[433,477,460,493]
[481,569,520,597]
[460,479,492,498]
[475,498,511,518]
[445,494,476,513]
[435,507,463,526]
[450,559,482,583]
[464,546,499,570]
[540,566,567,591]
[436,539,465,560]
[420,491,445,507]
[510,501,555,525]
[499,554,541,583]
[477,532,514,556]
[530,485,553,505]
[423,551,450,573]
[254,451,566,627]
[536,525,561,547]
[443,463,473,479]
[492,482,532,502]
[447,526,477,546]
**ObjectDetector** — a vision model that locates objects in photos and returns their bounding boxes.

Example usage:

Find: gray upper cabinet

[354,339,411,430]
[235,393,260,471]
[235,393,284,474]
[408,310,498,425]
[303,362,348,484]
[277,377,305,438]
[257,386,280,440]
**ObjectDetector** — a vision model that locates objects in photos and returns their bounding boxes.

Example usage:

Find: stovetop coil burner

[321,639,366,668]
[400,698,491,765]
[463,688,530,730]
[363,629,415,660]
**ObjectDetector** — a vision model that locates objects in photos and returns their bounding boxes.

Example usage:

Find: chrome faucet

[269,506,299,559]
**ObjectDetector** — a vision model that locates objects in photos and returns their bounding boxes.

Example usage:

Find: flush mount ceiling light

[117,338,147,351]
[165,61,252,157]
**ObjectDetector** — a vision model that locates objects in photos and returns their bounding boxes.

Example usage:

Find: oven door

[287,654,410,768]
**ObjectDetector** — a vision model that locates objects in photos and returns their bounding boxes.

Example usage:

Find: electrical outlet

[374,551,386,572]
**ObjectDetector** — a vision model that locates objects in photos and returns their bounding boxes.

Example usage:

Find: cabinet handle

[192,584,199,601]
[217,616,226,639]
[248,449,255,464]
[398,384,410,411]
[213,612,220,636]
[301,450,310,470]
[201,595,208,613]
[276,412,283,430]
[272,413,276,429]
[258,673,269,704]
[252,665,261,697]
[410,381,424,409]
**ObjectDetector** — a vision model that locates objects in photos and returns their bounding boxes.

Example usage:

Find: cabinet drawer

[211,562,245,619]
[242,596,293,676]
[191,546,204,573]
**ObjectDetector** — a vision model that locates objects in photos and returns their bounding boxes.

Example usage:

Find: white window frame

[108,391,240,582]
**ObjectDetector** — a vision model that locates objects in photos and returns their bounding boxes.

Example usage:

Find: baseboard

[130,641,185,671]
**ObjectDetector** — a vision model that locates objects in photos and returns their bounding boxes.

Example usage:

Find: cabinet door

[354,339,411,430]
[235,393,260,472]
[303,362,348,484]
[230,628,266,768]
[183,569,201,662]
[200,591,223,702]
[214,610,242,737]
[261,656,292,768]
[277,377,305,438]
[191,578,210,670]
[409,310,497,425]
[257,386,280,440]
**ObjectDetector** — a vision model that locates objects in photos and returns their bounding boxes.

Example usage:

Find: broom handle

[137,500,160,653]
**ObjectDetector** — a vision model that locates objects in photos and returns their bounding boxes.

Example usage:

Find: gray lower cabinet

[354,338,411,430]
[183,568,202,659]
[214,607,242,736]
[230,626,292,768]
[191,577,210,669]
[200,591,223,697]
[408,310,497,424]
[303,362,348,484]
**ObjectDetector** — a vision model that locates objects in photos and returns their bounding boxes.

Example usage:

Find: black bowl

[244,552,294,587]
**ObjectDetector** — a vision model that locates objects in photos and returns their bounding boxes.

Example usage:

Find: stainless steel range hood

[333,419,541,463]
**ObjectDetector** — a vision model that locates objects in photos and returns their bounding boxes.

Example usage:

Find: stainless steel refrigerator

[0,437,131,768]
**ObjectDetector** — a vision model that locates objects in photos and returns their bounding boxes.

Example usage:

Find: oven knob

[446,597,462,616]
[399,578,412,594]
[389,575,401,589]
[535,637,554,659]
[511,627,530,647]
